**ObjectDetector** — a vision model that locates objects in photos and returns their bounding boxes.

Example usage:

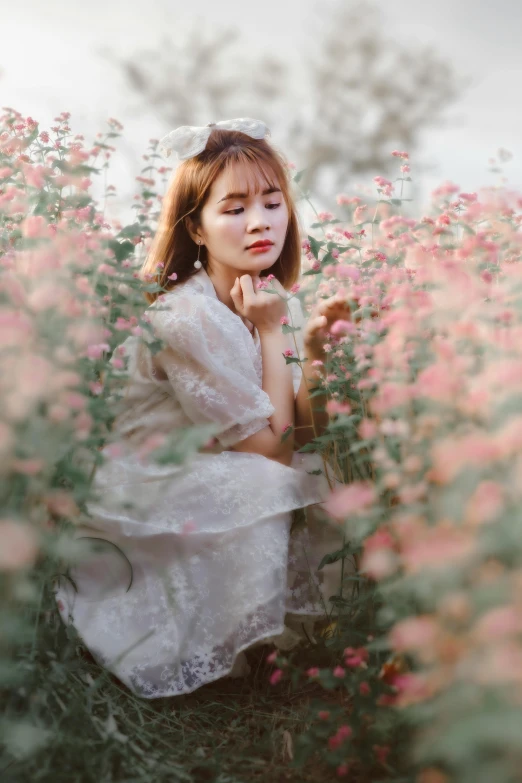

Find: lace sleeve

[148,294,275,448]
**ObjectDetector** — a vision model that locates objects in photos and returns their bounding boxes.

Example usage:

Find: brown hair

[139,129,303,304]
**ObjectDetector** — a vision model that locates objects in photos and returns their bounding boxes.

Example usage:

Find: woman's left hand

[302,293,354,358]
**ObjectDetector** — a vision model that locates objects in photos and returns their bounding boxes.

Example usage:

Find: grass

[1,578,346,783]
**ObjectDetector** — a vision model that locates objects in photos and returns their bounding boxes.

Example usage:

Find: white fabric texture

[158,117,270,160]
[54,267,343,698]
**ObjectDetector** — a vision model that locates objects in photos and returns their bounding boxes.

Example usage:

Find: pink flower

[317,710,330,720]
[401,524,475,573]
[336,764,350,777]
[86,343,110,360]
[270,669,283,685]
[465,481,504,526]
[266,650,278,664]
[21,215,47,239]
[359,418,378,439]
[361,548,397,580]
[11,459,44,476]
[359,681,370,696]
[97,263,116,276]
[311,359,324,367]
[337,265,361,282]
[366,529,394,552]
[389,616,438,653]
[333,666,345,678]
[283,349,294,358]
[337,725,352,740]
[280,316,290,325]
[474,606,522,641]
[290,283,300,293]
[0,520,39,571]
[344,647,369,667]
[330,319,352,336]
[325,481,376,520]
[63,392,87,410]
[306,667,320,678]
[328,725,352,750]
[353,205,368,225]
[326,400,352,416]
[328,735,343,751]
[167,272,178,281]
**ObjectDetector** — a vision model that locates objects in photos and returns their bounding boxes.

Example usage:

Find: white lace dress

[54,267,342,698]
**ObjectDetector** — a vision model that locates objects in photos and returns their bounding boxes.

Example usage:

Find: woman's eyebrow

[217,187,281,203]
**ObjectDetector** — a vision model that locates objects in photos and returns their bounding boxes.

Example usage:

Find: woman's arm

[230,327,296,466]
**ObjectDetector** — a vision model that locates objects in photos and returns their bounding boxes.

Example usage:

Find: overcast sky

[2,0,521,222]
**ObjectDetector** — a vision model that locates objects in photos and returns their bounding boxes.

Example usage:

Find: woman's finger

[307,315,327,335]
[239,274,255,304]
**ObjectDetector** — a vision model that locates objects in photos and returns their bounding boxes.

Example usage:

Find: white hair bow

[158,118,271,161]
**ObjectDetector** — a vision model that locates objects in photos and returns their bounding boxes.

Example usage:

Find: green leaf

[117,222,143,240]
[308,235,324,260]
[318,541,359,570]
[107,238,136,263]
[320,251,335,266]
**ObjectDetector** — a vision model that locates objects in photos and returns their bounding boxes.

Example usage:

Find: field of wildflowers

[1,107,521,783]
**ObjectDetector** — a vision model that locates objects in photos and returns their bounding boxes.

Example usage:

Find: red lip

[247,240,274,249]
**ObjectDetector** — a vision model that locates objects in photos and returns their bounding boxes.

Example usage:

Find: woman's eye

[226,203,281,215]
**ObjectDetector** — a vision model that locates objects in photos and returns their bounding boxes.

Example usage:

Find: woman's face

[192,161,289,279]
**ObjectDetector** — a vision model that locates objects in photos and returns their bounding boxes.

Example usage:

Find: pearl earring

[194,240,202,269]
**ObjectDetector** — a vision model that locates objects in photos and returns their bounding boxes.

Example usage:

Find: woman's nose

[247,205,270,229]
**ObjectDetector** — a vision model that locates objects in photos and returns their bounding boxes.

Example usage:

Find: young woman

[55,118,348,698]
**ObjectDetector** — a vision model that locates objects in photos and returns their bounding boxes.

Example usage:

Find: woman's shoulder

[145,284,240,345]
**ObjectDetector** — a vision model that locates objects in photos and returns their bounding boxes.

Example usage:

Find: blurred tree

[103,0,468,210]
[290,1,469,207]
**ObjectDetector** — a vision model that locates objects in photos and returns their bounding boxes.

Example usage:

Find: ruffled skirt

[54,448,343,697]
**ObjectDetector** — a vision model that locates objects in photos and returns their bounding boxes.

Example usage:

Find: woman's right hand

[230,274,288,334]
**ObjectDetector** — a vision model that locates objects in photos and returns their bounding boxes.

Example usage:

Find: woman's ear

[185,216,201,245]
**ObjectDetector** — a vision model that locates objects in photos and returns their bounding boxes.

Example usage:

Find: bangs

[221,155,281,197]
